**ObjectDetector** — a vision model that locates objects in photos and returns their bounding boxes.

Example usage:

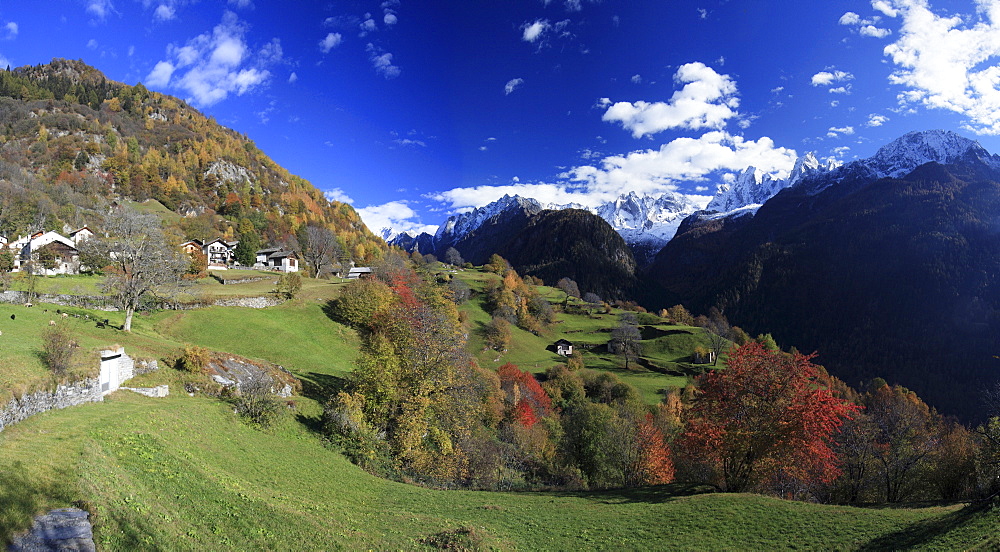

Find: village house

[202,238,239,269]
[179,239,203,256]
[255,247,299,273]
[555,339,574,356]
[2,228,91,275]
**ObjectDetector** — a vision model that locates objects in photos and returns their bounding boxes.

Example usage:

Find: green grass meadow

[2,388,996,551]
[0,267,996,549]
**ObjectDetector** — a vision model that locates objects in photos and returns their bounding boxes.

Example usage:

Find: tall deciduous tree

[301,224,343,277]
[443,247,463,267]
[557,277,580,302]
[679,342,857,493]
[87,206,186,331]
[610,311,642,370]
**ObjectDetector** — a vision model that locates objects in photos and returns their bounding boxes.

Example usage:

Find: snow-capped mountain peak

[865,129,994,178]
[434,194,542,243]
[800,130,1000,196]
[706,151,834,214]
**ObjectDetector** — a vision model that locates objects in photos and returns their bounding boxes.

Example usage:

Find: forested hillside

[0,58,385,260]
[648,158,1000,422]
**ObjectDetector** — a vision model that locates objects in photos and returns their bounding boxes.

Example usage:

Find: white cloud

[504,77,524,95]
[839,12,861,25]
[872,1,898,17]
[522,19,549,42]
[832,146,851,157]
[228,0,253,8]
[86,39,98,49]
[565,0,582,11]
[880,0,1000,134]
[146,61,174,87]
[288,71,297,83]
[319,32,342,53]
[154,4,176,21]
[562,131,797,198]
[358,201,437,236]
[429,132,797,213]
[360,17,377,35]
[866,113,889,126]
[839,9,891,37]
[324,188,354,204]
[394,138,426,147]
[384,13,398,25]
[146,12,277,106]
[600,62,739,138]
[811,70,853,86]
[860,24,891,38]
[86,0,115,20]
[631,74,642,84]
[829,86,850,94]
[366,43,400,78]
[827,125,855,137]
[698,8,708,19]
[255,102,275,124]
[4,22,17,39]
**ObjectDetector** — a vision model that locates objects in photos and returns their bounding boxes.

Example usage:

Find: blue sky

[1,1,999,235]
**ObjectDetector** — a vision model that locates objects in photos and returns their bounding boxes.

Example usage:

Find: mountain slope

[0,58,385,260]
[496,209,638,300]
[647,130,1000,421]
[388,191,698,266]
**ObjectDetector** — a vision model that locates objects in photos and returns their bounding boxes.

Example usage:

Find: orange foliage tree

[679,342,857,492]
[633,413,675,485]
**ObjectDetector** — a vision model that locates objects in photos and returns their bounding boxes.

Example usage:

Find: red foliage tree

[497,363,552,428]
[679,342,857,492]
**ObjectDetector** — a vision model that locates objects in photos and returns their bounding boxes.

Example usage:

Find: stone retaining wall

[212,295,284,308]
[0,290,284,310]
[0,379,103,433]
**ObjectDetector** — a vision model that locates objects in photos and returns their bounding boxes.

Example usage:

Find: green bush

[177,345,210,373]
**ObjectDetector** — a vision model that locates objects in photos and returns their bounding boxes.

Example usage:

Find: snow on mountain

[386,191,698,263]
[434,194,543,245]
[594,191,700,262]
[706,152,838,214]
[387,130,998,263]
[801,130,1000,195]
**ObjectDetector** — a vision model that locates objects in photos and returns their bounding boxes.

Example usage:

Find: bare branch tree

[85,206,186,331]
[611,311,642,369]
[301,225,342,277]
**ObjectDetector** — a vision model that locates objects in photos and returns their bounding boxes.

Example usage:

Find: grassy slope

[2,388,994,551]
[454,268,702,403]
[1,268,996,549]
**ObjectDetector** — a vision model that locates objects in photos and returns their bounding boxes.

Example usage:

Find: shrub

[274,272,302,299]
[234,370,283,427]
[41,322,78,376]
[484,316,512,352]
[177,345,210,373]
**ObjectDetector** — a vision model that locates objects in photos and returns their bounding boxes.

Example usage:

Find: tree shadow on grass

[294,371,348,434]
[855,502,991,551]
[320,299,344,325]
[0,465,76,547]
[297,371,347,403]
[546,483,714,505]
